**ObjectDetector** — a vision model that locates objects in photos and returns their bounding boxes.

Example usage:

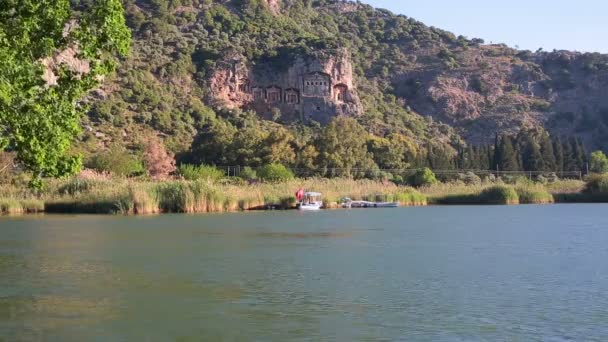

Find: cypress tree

[522,135,543,171]
[478,145,489,170]
[426,145,434,169]
[499,135,520,171]
[540,133,556,171]
[575,138,587,169]
[457,146,466,169]
[569,137,585,171]
[492,132,501,170]
[553,137,564,172]
[487,146,494,170]
[472,146,483,170]
[562,138,576,171]
[465,145,475,169]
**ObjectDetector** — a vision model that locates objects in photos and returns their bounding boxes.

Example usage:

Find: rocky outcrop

[209,49,363,124]
[262,0,281,15]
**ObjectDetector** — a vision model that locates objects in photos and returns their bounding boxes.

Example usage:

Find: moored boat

[297,191,323,211]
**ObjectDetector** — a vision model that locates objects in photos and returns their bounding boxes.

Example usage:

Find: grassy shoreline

[0,176,604,216]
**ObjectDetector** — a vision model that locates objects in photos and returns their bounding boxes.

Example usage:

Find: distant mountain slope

[81,0,608,163]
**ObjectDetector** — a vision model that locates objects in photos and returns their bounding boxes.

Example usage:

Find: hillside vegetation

[72,0,608,174]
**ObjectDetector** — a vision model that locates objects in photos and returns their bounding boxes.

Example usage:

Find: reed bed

[434,185,520,205]
[0,177,426,215]
[545,179,585,195]
[515,184,554,204]
[0,198,44,215]
[0,174,604,215]
[554,174,608,203]
[426,181,555,205]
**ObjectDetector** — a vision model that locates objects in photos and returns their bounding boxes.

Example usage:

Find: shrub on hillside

[408,168,438,187]
[257,164,294,182]
[178,164,225,182]
[87,148,145,177]
[239,167,258,181]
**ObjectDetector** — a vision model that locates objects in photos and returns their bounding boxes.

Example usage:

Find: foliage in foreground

[0,0,130,185]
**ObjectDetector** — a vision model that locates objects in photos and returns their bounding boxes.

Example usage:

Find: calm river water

[1,205,608,341]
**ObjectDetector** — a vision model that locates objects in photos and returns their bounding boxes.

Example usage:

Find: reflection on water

[1,206,608,340]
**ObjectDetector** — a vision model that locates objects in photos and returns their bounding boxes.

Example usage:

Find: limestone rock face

[262,0,281,15]
[209,49,363,124]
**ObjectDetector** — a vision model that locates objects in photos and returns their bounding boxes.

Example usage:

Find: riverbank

[0,178,426,215]
[0,175,605,216]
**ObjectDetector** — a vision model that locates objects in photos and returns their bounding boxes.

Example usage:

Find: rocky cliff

[392,46,608,147]
[210,49,362,124]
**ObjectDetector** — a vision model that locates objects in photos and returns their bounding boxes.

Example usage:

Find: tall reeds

[1,174,603,216]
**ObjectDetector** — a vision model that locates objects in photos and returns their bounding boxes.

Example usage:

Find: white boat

[298,192,323,211]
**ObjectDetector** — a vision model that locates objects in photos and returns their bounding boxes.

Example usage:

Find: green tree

[521,135,543,171]
[553,137,564,172]
[257,163,295,182]
[0,0,131,186]
[262,125,296,166]
[367,134,416,170]
[573,137,587,170]
[190,120,237,166]
[539,133,557,171]
[427,144,455,170]
[317,116,375,177]
[590,151,608,173]
[562,138,577,171]
[498,135,519,171]
[409,168,438,187]
[492,133,501,170]
[86,146,144,177]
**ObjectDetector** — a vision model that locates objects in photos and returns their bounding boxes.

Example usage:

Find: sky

[362,0,608,53]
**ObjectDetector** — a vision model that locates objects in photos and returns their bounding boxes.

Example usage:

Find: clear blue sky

[362,0,608,53]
